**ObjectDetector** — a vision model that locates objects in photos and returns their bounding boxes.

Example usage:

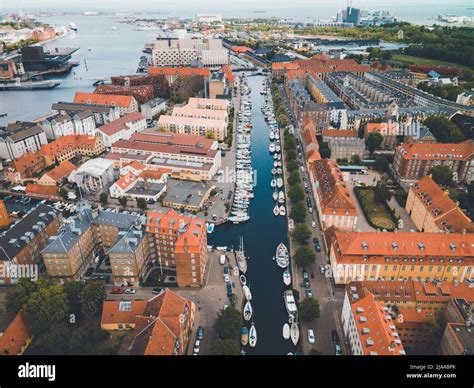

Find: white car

[224,274,230,283]
[124,288,136,294]
[193,340,201,355]
[311,221,316,228]
[308,329,315,344]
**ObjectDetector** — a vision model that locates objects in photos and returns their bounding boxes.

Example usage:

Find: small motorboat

[291,322,299,346]
[273,204,280,216]
[241,327,249,346]
[249,324,257,347]
[240,274,247,286]
[283,269,291,286]
[276,177,284,189]
[279,205,286,216]
[206,223,215,234]
[283,323,290,340]
[284,290,297,315]
[271,168,277,175]
[276,243,290,268]
[270,179,277,188]
[272,191,278,201]
[243,285,252,301]
[243,300,253,321]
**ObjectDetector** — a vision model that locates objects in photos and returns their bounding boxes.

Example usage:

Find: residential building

[51,102,120,126]
[393,140,474,183]
[0,122,47,160]
[145,210,208,287]
[96,112,146,148]
[324,227,474,285]
[40,135,105,164]
[0,204,60,285]
[162,179,214,212]
[25,183,61,200]
[327,137,365,160]
[73,92,139,116]
[406,176,474,233]
[140,97,167,120]
[41,113,75,141]
[0,199,10,229]
[109,169,168,202]
[309,159,358,230]
[341,286,406,355]
[5,152,49,183]
[111,74,170,99]
[158,111,227,141]
[38,161,77,186]
[365,122,399,149]
[94,83,154,105]
[0,312,31,355]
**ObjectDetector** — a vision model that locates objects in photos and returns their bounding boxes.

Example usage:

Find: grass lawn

[355,188,397,230]
[391,54,471,71]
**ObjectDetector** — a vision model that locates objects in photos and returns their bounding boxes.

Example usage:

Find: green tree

[429,165,454,187]
[23,284,70,335]
[59,188,69,200]
[288,185,304,203]
[293,246,316,267]
[99,192,108,205]
[285,149,297,161]
[212,339,240,355]
[119,196,128,207]
[299,297,320,322]
[424,115,465,143]
[366,132,383,153]
[373,155,389,173]
[5,278,39,315]
[291,223,311,244]
[214,306,242,340]
[351,154,362,165]
[290,201,307,223]
[63,281,85,317]
[33,322,72,355]
[288,170,300,186]
[136,197,147,210]
[79,283,106,318]
[287,160,299,172]
[374,182,392,204]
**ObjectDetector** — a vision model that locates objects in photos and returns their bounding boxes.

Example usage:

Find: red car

[110,287,125,294]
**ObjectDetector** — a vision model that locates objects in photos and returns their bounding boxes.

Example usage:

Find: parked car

[302,270,309,280]
[223,266,229,275]
[305,288,313,298]
[193,340,200,355]
[332,330,340,345]
[224,274,230,283]
[311,221,316,228]
[308,329,315,344]
[319,265,326,275]
[197,327,205,340]
[124,288,136,294]
[152,288,163,295]
[110,287,125,294]
[226,283,233,297]
[335,344,342,355]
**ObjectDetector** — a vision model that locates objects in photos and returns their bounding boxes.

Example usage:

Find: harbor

[208,74,299,355]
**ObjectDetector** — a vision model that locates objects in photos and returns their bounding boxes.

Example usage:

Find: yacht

[272,191,278,201]
[275,243,290,268]
[241,327,249,346]
[270,179,277,188]
[249,324,257,347]
[269,143,276,153]
[284,290,298,315]
[235,236,248,274]
[278,191,285,204]
[243,285,252,301]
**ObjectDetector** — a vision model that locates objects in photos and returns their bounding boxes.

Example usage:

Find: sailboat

[270,179,277,188]
[273,204,280,216]
[241,327,249,346]
[283,269,291,286]
[243,285,252,301]
[243,300,253,321]
[249,324,257,347]
[240,274,247,286]
[291,322,299,346]
[283,323,290,340]
[235,236,248,274]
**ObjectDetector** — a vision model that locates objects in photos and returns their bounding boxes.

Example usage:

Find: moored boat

[283,323,290,340]
[241,327,249,346]
[291,322,300,346]
[272,191,278,201]
[275,243,290,268]
[273,204,280,216]
[240,274,247,286]
[284,290,297,315]
[235,236,248,273]
[279,205,286,216]
[243,300,253,321]
[283,269,291,286]
[249,324,257,347]
[243,285,252,301]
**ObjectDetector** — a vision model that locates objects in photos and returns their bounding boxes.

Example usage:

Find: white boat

[276,177,284,189]
[207,223,215,233]
[243,285,252,301]
[269,131,275,140]
[272,191,278,201]
[283,323,290,340]
[278,191,285,204]
[240,274,247,286]
[279,205,286,216]
[243,300,253,321]
[269,143,276,153]
[273,204,280,216]
[241,327,249,346]
[270,179,277,188]
[228,215,250,223]
[271,168,277,175]
[291,322,299,346]
[284,290,298,315]
[249,324,257,347]
[276,243,290,268]
[283,269,291,286]
[236,236,248,274]
[68,22,78,31]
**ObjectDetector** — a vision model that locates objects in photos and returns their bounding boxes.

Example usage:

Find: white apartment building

[96,112,146,148]
[151,38,229,69]
[0,124,48,160]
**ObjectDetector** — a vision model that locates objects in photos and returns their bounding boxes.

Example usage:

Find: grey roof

[52,102,115,114]
[0,204,58,261]
[107,229,144,255]
[42,216,92,254]
[93,210,140,229]
[163,179,213,208]
[127,182,166,197]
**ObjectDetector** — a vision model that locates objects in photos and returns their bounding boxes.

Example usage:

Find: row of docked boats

[229,74,254,224]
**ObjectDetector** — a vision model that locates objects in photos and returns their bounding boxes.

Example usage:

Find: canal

[209,74,295,355]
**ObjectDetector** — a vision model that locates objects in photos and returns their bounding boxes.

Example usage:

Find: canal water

[209,75,295,355]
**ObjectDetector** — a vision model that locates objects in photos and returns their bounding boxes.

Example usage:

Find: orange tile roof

[221,64,235,83]
[114,171,139,191]
[40,135,101,159]
[350,293,405,355]
[0,312,31,355]
[43,161,76,182]
[322,129,358,138]
[397,308,435,323]
[307,149,321,163]
[25,183,60,198]
[11,152,46,174]
[397,140,474,161]
[302,127,319,148]
[97,112,145,136]
[272,62,299,70]
[366,122,399,136]
[411,176,474,233]
[311,159,358,216]
[139,168,171,180]
[74,92,134,108]
[125,160,147,171]
[231,46,253,53]
[148,66,211,78]
[330,229,474,263]
[101,300,148,326]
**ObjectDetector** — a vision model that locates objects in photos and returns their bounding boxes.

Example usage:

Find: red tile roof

[148,67,211,78]
[74,92,134,108]
[43,161,76,182]
[397,140,474,161]
[0,313,31,355]
[322,129,358,138]
[97,112,145,136]
[25,183,60,198]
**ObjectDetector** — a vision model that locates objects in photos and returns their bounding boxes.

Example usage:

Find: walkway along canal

[209,74,298,355]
